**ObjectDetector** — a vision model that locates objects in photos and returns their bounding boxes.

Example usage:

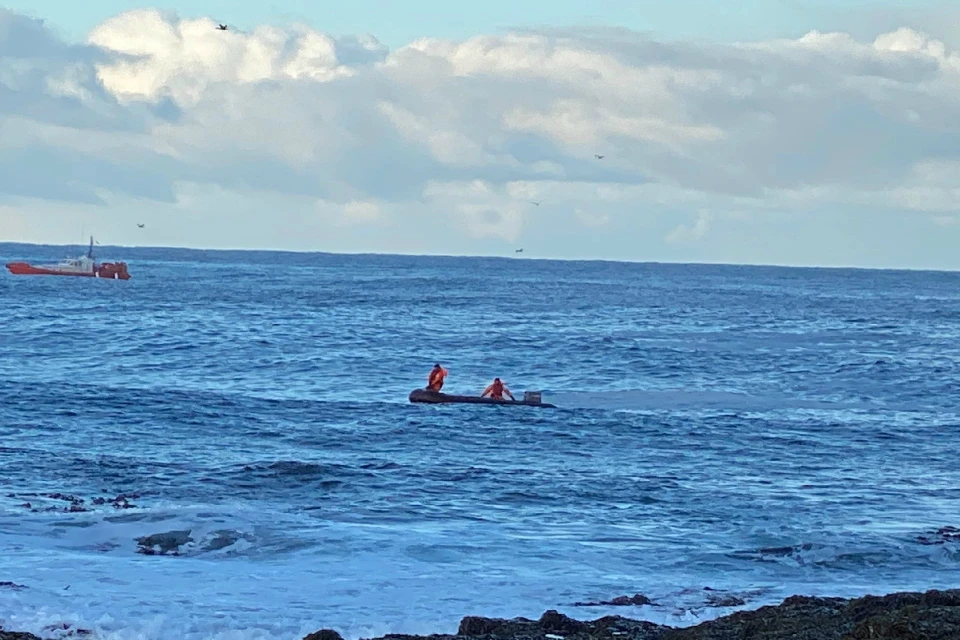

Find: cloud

[666,209,713,243]
[2,7,960,265]
[0,205,30,242]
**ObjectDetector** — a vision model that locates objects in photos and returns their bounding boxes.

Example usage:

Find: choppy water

[1,243,960,640]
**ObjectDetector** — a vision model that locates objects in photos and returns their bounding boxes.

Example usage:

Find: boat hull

[409,389,556,408]
[5,262,130,280]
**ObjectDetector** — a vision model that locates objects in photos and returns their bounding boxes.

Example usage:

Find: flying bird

[516,248,524,253]
[216,23,228,30]
[137,223,145,228]
[595,154,604,159]
[529,201,541,206]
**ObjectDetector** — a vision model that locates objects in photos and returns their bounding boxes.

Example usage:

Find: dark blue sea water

[2,243,960,639]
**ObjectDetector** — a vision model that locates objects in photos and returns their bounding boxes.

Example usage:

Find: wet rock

[727,543,814,564]
[917,526,960,545]
[539,611,589,635]
[203,530,242,552]
[458,615,536,637]
[303,631,344,640]
[37,493,90,513]
[136,530,193,555]
[702,592,746,608]
[574,594,652,607]
[298,588,960,640]
[39,623,92,637]
[663,589,960,639]
[111,495,136,509]
[0,631,44,640]
[0,581,26,589]
[8,491,138,513]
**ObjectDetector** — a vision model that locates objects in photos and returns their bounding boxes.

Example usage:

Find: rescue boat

[5,237,130,280]
[408,389,556,408]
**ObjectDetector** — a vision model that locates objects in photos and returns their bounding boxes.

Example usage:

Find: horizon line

[1,240,958,276]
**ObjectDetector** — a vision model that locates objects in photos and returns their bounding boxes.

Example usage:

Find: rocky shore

[3,588,960,640]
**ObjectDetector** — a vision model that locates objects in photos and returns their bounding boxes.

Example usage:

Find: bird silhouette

[216,23,228,30]
[137,223,145,228]
[516,248,524,253]
[529,200,541,206]
[595,154,604,159]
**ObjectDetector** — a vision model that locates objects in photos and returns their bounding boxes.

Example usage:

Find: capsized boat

[5,237,130,280]
[409,389,556,408]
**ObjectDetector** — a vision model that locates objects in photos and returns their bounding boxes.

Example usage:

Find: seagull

[516,248,524,253]
[137,223,145,228]
[216,23,228,30]
[529,200,541,206]
[595,154,605,159]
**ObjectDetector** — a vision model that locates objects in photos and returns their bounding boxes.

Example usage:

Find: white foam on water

[3,501,960,639]
[545,387,877,412]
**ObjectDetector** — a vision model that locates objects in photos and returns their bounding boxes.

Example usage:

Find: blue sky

[2,2,960,269]
[4,0,945,48]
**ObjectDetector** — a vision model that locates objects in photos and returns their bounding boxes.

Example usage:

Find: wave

[543,388,873,412]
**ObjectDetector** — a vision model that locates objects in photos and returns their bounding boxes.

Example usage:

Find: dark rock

[917,526,960,546]
[112,496,136,509]
[40,623,91,637]
[202,530,241,552]
[299,588,960,640]
[458,616,512,636]
[11,491,140,513]
[303,631,345,640]
[662,589,960,639]
[538,610,588,634]
[454,610,660,639]
[574,594,652,607]
[0,581,26,589]
[4,587,959,640]
[703,593,745,608]
[136,530,193,555]
[0,631,44,640]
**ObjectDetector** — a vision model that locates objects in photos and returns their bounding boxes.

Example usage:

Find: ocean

[1,243,959,639]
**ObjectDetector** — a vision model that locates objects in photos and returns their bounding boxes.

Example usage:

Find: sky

[2,2,960,268]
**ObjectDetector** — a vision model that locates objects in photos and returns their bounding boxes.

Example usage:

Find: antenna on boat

[88,236,94,258]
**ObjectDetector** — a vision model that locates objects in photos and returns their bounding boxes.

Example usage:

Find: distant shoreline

[3,588,960,639]
[2,240,957,274]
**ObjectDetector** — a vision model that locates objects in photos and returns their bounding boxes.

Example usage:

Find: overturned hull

[408,389,556,408]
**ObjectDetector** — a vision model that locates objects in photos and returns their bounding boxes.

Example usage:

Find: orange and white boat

[5,237,130,280]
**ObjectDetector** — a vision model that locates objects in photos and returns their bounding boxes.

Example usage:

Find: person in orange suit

[427,364,448,392]
[481,377,514,401]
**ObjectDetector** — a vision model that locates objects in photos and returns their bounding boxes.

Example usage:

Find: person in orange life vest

[427,364,448,391]
[481,377,514,401]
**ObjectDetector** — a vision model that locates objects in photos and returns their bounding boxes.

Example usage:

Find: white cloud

[341,200,382,224]
[2,7,960,266]
[666,209,713,243]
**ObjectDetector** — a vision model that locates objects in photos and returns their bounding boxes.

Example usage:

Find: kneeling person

[482,377,514,401]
